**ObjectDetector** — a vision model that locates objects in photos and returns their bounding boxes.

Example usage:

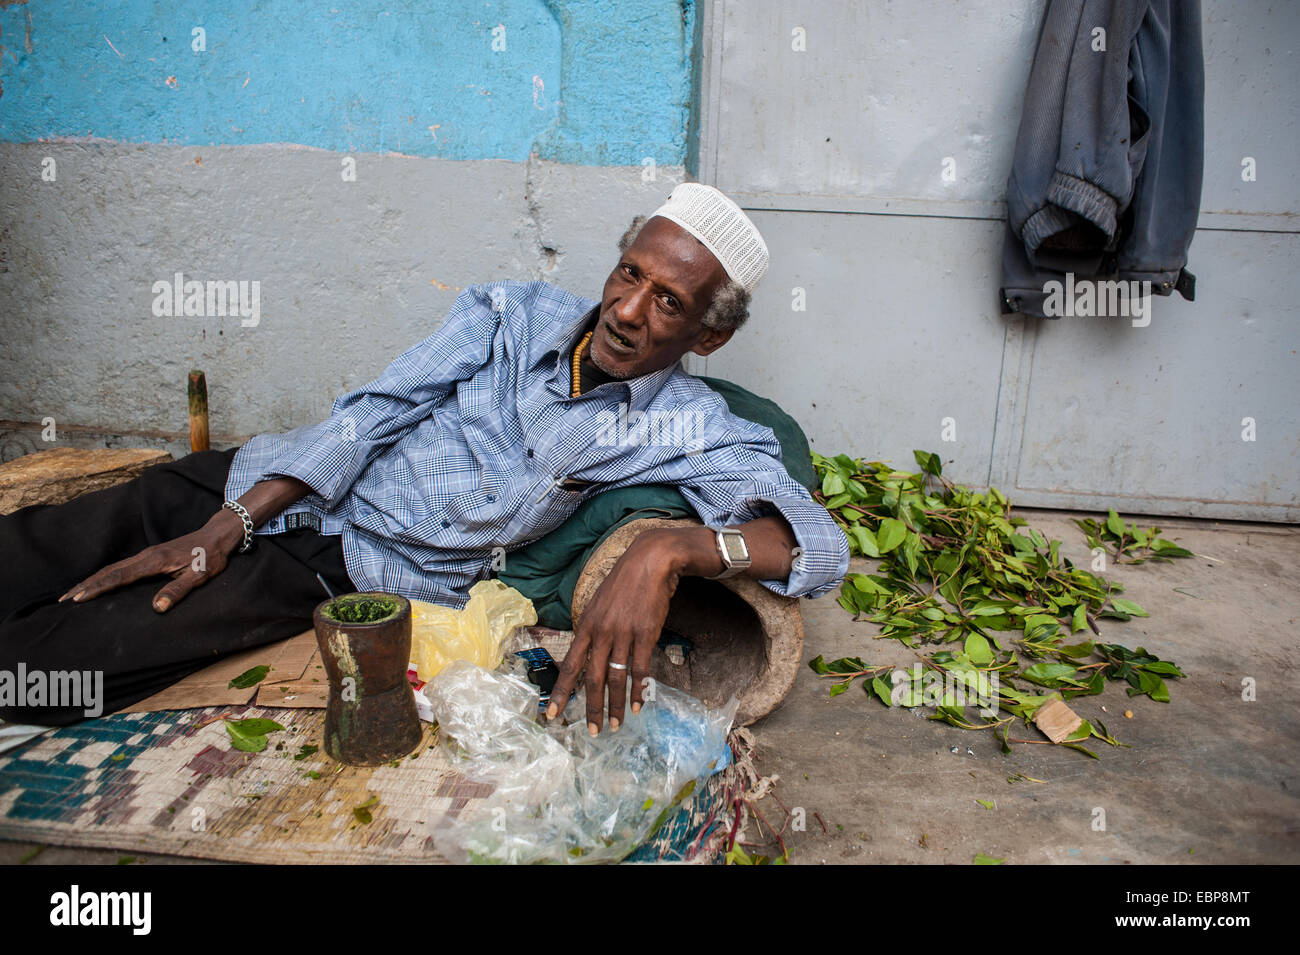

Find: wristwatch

[708,527,751,580]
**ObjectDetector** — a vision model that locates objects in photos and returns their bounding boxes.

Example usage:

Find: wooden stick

[188,370,209,453]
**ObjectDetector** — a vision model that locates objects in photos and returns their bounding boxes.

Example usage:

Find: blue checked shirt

[225,281,849,608]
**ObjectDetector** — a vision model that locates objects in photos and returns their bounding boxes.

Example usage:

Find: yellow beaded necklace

[571,329,594,398]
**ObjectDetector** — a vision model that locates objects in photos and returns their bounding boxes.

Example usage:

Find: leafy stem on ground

[808,450,1186,757]
[1075,508,1194,564]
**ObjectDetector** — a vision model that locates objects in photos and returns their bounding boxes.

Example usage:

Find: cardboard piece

[261,630,319,686]
[121,630,320,713]
[1032,698,1084,743]
[255,645,330,708]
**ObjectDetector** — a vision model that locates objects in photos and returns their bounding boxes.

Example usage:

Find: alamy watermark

[595,402,709,450]
[0,664,104,718]
[151,272,260,327]
[49,885,150,935]
[1042,273,1151,327]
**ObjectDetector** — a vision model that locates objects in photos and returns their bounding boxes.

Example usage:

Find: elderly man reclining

[0,183,849,732]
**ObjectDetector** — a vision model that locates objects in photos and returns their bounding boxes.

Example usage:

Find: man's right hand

[59,508,247,613]
[56,474,314,614]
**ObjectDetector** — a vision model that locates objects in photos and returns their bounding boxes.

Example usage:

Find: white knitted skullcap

[650,183,770,293]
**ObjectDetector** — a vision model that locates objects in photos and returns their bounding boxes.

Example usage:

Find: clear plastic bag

[422,659,737,864]
[409,580,537,682]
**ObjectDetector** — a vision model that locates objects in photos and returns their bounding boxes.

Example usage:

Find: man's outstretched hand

[544,516,798,734]
[58,510,247,613]
[545,527,690,734]
[56,475,313,614]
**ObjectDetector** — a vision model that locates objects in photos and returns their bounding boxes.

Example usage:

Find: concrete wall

[694,0,1299,522]
[2,0,1296,522]
[0,0,700,459]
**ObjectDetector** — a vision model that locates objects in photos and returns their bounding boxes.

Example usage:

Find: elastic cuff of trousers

[1044,171,1118,243]
[1021,203,1084,259]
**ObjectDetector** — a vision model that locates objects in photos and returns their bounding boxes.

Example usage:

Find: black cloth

[0,448,353,725]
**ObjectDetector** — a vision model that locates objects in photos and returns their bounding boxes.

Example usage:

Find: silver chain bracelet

[221,500,256,553]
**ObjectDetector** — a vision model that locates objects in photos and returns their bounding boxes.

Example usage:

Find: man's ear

[690,326,735,357]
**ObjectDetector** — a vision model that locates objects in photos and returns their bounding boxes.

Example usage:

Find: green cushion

[497,376,816,629]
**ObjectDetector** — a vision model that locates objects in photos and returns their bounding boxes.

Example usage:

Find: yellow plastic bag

[410,580,537,682]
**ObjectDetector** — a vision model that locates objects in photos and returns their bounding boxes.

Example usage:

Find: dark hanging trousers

[0,447,354,726]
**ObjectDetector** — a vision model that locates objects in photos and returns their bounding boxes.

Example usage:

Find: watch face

[721,532,749,562]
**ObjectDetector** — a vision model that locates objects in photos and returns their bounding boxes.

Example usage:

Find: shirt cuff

[224,425,365,510]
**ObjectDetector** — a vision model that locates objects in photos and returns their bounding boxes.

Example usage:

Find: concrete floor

[3,507,1297,865]
[752,508,1300,865]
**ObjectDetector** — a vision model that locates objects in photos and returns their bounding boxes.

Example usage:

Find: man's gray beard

[588,333,636,380]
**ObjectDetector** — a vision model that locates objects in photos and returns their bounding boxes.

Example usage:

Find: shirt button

[527,448,534,457]
[441,520,451,528]
[485,494,496,502]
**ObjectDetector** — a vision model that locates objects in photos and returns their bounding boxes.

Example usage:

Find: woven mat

[0,704,734,864]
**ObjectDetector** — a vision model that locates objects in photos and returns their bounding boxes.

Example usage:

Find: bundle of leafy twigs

[1075,509,1194,563]
[809,450,1189,758]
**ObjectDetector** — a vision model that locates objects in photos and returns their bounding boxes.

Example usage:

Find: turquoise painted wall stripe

[0,0,696,165]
